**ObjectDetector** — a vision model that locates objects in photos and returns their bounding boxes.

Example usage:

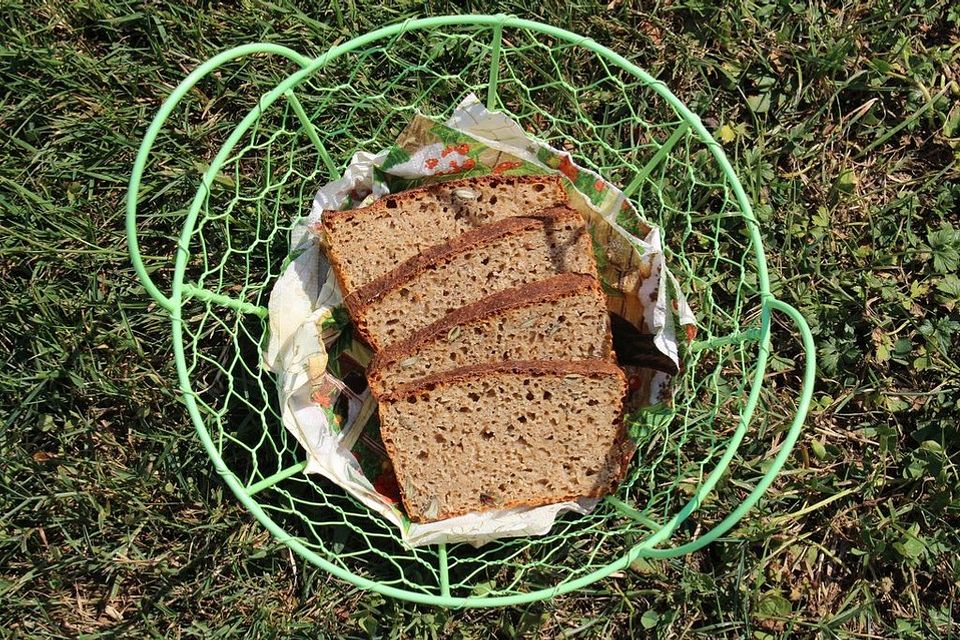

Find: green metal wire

[126,15,816,607]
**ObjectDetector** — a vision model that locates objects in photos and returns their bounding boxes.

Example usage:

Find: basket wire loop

[126,14,816,607]
[125,42,313,313]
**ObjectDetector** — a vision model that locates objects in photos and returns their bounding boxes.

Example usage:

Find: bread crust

[322,173,565,226]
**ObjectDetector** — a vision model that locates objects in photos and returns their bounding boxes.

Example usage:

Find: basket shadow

[191,309,446,593]
[271,472,447,594]
[215,312,684,597]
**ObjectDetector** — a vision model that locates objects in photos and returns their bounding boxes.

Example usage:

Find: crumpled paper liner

[264,94,696,547]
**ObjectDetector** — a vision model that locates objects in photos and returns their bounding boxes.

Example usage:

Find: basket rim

[126,14,814,608]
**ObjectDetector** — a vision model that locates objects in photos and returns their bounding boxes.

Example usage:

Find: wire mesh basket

[126,15,815,607]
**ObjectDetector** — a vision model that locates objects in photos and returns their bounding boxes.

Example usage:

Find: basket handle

[648,298,816,557]
[125,43,313,312]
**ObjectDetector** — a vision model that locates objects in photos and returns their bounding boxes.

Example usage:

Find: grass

[1,0,958,637]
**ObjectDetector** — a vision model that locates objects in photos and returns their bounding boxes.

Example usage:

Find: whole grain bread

[322,174,567,296]
[366,273,614,397]
[344,205,597,351]
[378,360,630,523]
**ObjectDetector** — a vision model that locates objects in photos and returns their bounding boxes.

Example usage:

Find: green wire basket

[126,15,816,608]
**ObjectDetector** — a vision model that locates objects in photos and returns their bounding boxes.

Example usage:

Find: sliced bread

[378,360,630,523]
[366,273,614,397]
[344,205,596,350]
[322,174,567,295]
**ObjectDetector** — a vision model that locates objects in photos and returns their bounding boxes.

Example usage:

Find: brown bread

[344,206,596,351]
[322,174,566,295]
[366,274,614,397]
[378,360,630,522]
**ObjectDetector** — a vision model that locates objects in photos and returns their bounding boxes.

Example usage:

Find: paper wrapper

[264,95,696,547]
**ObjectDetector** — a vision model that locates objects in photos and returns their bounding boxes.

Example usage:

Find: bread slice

[378,360,630,523]
[366,274,614,397]
[344,205,596,351]
[322,174,567,295]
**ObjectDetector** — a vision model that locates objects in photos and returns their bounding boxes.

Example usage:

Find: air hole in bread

[385,199,398,208]
[417,451,429,460]
[533,183,545,192]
